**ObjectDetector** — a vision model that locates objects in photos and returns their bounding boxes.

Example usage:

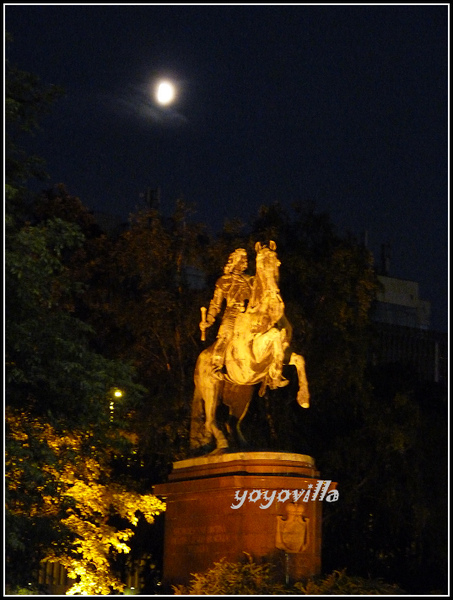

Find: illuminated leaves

[58,477,165,595]
[5,410,165,595]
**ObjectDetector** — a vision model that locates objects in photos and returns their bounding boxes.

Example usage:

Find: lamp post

[110,388,123,421]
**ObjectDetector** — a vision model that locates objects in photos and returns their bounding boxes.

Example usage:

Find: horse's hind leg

[203,378,229,452]
[206,415,229,452]
[223,383,254,449]
[193,349,229,453]
[289,352,310,408]
[190,386,212,450]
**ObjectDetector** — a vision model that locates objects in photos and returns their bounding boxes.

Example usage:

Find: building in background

[370,245,447,385]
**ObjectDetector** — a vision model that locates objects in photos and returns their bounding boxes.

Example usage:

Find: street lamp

[109,388,124,421]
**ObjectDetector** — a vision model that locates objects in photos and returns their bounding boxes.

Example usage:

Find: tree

[4,200,168,591]
[321,363,448,593]
[5,35,64,218]
[5,51,166,593]
[6,409,165,595]
[68,203,210,484]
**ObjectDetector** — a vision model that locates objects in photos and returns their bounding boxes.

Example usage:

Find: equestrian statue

[190,241,309,454]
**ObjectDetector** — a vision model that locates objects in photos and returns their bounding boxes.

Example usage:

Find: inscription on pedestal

[168,524,231,546]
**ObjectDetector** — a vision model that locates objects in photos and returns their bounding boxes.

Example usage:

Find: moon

[155,80,176,106]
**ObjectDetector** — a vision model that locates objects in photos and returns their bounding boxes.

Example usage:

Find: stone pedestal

[153,452,337,590]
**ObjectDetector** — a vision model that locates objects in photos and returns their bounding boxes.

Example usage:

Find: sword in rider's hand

[200,306,207,341]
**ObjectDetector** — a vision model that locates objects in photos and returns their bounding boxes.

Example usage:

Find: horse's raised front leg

[289,352,310,408]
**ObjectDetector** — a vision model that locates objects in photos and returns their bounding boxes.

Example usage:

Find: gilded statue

[191,241,309,453]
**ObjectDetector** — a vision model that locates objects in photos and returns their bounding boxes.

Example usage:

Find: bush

[173,556,406,595]
[295,569,406,595]
[173,554,287,595]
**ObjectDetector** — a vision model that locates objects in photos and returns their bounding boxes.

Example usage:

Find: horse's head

[254,241,281,284]
[246,240,284,334]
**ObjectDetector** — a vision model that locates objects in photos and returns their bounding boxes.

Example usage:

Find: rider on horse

[199,248,253,377]
[192,242,310,453]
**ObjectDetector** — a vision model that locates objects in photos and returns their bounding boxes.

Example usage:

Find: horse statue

[190,241,309,454]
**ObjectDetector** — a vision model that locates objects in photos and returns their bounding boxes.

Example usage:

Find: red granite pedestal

[153,452,337,590]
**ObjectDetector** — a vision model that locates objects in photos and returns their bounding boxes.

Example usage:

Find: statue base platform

[153,452,336,590]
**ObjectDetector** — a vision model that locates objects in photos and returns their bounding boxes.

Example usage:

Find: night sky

[5,4,448,332]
